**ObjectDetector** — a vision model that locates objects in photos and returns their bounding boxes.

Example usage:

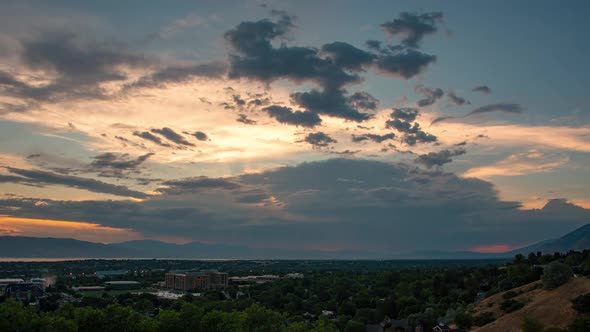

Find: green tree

[200,310,244,332]
[179,302,204,331]
[285,322,310,332]
[157,309,183,332]
[0,300,40,332]
[39,314,77,332]
[242,304,285,332]
[541,262,573,289]
[344,319,365,332]
[310,316,338,332]
[73,306,106,332]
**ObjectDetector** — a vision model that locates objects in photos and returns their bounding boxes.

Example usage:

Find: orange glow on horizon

[470,244,519,253]
[0,215,142,243]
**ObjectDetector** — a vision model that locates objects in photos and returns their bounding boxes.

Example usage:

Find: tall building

[164,270,227,291]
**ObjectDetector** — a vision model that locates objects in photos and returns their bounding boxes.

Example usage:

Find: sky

[0,0,589,255]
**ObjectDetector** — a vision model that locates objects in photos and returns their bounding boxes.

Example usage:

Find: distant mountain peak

[541,198,586,213]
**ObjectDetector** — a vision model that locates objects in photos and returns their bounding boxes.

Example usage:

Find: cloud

[236,114,257,125]
[385,109,437,146]
[380,12,443,47]
[224,12,437,122]
[191,131,209,141]
[263,105,322,127]
[132,131,171,147]
[464,151,568,179]
[320,41,376,71]
[1,166,147,198]
[125,62,226,90]
[3,159,586,253]
[290,88,373,122]
[0,32,148,102]
[89,152,154,177]
[431,103,523,124]
[157,176,241,194]
[472,85,492,94]
[415,85,444,107]
[447,91,470,106]
[390,107,419,122]
[302,132,337,148]
[374,48,436,79]
[468,103,523,116]
[415,148,466,168]
[150,127,194,147]
[351,133,396,143]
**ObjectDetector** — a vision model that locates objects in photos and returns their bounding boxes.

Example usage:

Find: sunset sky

[0,0,589,254]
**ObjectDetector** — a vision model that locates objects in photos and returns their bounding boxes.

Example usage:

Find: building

[432,323,464,332]
[104,281,141,290]
[165,270,228,291]
[285,273,304,279]
[96,270,129,279]
[0,278,25,294]
[3,283,44,302]
[30,278,46,288]
[201,269,228,288]
[229,275,279,285]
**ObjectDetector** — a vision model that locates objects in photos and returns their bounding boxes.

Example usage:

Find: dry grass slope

[471,277,590,332]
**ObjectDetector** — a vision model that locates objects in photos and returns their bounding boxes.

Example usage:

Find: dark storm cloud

[472,85,492,94]
[150,127,194,146]
[415,148,466,168]
[2,166,147,198]
[264,105,322,127]
[351,133,396,143]
[447,91,470,106]
[415,85,444,107]
[192,131,209,141]
[431,103,523,124]
[1,159,589,253]
[380,12,443,48]
[302,132,337,148]
[132,131,171,147]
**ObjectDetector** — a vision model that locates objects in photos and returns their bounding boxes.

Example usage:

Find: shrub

[500,299,525,313]
[572,293,590,313]
[454,311,473,329]
[502,290,518,299]
[473,312,495,327]
[541,262,573,289]
[569,317,590,332]
[521,316,544,332]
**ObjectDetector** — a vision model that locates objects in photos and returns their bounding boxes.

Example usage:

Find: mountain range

[0,221,588,259]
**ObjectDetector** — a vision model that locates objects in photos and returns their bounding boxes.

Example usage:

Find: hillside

[513,222,590,255]
[471,277,590,331]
